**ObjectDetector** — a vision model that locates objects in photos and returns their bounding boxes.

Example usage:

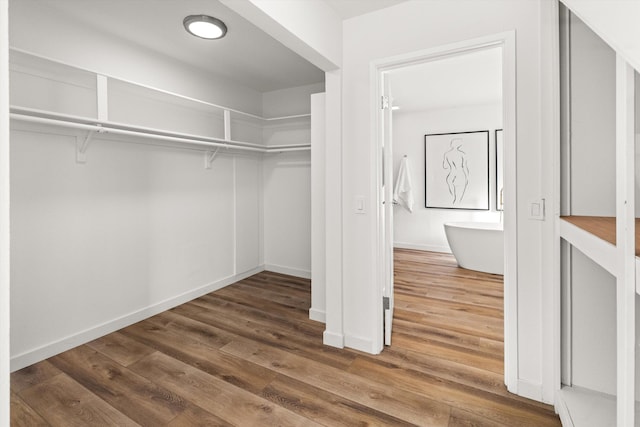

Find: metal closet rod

[9,47,313,122]
[10,113,311,153]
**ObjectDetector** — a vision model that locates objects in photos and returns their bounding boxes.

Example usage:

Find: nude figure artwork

[442,138,469,204]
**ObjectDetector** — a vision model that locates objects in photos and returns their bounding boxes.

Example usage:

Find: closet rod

[9,47,312,122]
[10,113,310,153]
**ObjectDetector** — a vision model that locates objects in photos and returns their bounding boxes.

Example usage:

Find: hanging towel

[393,156,414,213]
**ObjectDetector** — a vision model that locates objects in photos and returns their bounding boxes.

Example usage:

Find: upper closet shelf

[9,48,312,157]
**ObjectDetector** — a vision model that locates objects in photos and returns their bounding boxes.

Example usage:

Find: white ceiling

[41,0,326,93]
[324,0,408,19]
[389,47,503,113]
[38,0,409,94]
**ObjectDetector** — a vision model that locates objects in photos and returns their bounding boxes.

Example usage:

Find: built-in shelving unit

[557,4,638,426]
[8,47,312,163]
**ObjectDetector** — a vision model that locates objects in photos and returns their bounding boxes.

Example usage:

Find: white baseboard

[516,378,543,402]
[264,264,311,279]
[344,334,377,354]
[393,242,451,253]
[309,307,326,323]
[323,330,344,348]
[10,266,264,372]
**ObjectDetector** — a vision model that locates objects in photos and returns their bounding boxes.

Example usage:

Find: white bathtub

[444,222,504,275]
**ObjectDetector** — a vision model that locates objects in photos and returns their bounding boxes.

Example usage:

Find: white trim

[615,54,635,427]
[393,242,451,253]
[323,70,343,349]
[516,379,543,402]
[344,334,376,354]
[10,266,264,372]
[371,30,519,392]
[264,264,311,279]
[546,0,564,406]
[322,330,344,349]
[308,308,326,323]
[555,391,574,427]
[500,30,519,395]
[556,386,616,427]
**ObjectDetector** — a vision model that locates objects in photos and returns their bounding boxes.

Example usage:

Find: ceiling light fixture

[183,15,227,40]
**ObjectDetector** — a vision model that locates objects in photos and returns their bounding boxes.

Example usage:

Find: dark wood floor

[11,249,561,426]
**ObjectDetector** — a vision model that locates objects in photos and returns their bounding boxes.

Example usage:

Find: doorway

[373,32,518,391]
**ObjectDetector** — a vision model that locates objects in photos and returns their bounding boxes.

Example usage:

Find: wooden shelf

[560,216,640,255]
[560,216,616,246]
[560,215,640,295]
[559,216,618,276]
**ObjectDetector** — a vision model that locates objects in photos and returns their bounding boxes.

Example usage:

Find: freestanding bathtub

[443,222,504,275]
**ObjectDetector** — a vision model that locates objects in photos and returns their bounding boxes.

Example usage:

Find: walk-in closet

[8,0,323,371]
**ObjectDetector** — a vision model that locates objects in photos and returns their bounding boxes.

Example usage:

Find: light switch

[355,196,366,214]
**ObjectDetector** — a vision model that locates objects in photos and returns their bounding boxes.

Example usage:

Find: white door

[381,75,394,346]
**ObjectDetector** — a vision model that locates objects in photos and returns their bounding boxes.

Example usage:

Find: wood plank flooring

[11,249,561,426]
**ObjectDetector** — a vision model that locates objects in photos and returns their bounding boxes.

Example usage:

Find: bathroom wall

[392,103,502,252]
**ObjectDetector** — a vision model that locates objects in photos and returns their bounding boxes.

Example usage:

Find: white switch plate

[529,198,545,220]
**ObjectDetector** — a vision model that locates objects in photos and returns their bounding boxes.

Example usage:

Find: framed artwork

[424,130,489,210]
[495,129,504,211]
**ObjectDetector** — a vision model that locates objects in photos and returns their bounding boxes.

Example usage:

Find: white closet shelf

[9,47,312,123]
[556,386,617,427]
[10,106,311,154]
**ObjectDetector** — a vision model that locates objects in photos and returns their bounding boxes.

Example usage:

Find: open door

[381,74,394,346]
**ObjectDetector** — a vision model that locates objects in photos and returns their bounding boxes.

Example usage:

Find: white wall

[260,84,317,279]
[0,0,9,422]
[9,123,263,370]
[263,151,312,278]
[392,103,502,252]
[568,12,616,216]
[340,0,553,401]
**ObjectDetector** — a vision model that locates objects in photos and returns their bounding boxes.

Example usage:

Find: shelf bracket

[76,125,105,163]
[204,148,220,169]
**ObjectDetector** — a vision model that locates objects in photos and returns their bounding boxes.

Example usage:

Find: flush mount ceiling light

[183,15,227,40]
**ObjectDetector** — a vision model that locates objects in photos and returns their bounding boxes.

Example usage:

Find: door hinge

[383,296,390,310]
[381,95,389,110]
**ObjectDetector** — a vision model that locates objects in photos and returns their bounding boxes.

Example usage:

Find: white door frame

[370,31,518,391]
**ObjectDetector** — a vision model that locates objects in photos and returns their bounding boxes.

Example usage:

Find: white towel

[393,156,414,213]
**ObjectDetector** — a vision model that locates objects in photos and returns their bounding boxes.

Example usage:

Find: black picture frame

[424,130,490,210]
[495,129,504,211]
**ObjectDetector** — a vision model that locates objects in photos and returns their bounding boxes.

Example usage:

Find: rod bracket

[204,148,220,169]
[76,126,106,163]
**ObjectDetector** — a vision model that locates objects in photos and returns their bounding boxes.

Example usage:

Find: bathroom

[389,46,504,275]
